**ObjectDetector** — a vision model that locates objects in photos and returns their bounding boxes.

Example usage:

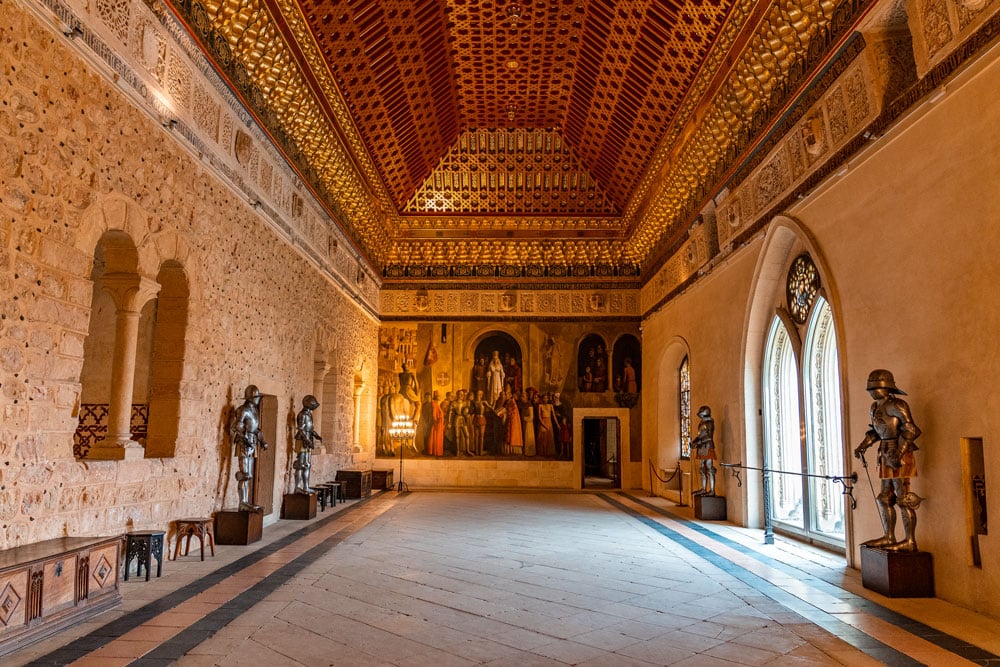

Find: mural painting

[376,321,641,461]
[578,334,609,393]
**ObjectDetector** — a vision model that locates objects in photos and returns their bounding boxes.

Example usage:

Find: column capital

[101,273,161,313]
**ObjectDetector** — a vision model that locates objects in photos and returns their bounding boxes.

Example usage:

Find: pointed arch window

[763,318,803,525]
[804,297,845,538]
[679,356,691,458]
[761,254,845,546]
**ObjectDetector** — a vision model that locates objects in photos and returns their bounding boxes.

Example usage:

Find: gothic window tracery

[680,356,691,459]
[762,253,845,545]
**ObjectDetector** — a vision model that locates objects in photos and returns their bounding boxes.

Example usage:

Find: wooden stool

[124,530,165,581]
[172,518,215,561]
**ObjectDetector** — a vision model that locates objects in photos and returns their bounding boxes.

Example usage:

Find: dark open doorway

[582,417,620,489]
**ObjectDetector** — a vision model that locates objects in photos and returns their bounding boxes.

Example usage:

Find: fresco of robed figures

[376,329,574,460]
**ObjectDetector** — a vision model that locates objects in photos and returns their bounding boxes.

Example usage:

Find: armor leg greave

[887,508,918,552]
[695,468,708,496]
[864,500,898,548]
[705,463,717,496]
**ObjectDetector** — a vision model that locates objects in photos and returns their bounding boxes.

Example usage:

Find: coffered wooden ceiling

[166,0,873,282]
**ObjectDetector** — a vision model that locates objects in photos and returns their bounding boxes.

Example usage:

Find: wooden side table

[172,518,216,561]
[124,531,165,581]
[315,483,338,510]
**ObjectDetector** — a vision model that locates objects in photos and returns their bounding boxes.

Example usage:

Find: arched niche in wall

[612,334,642,394]
[471,330,522,400]
[577,333,608,393]
[311,336,332,451]
[652,337,692,472]
[144,260,190,458]
[76,230,154,459]
[319,348,340,448]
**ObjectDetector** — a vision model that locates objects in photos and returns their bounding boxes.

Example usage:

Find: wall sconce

[440,323,447,344]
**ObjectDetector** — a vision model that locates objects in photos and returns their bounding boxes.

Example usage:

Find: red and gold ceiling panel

[296,0,739,216]
[166,0,873,278]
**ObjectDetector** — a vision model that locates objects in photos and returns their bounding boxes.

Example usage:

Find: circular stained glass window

[786,253,821,324]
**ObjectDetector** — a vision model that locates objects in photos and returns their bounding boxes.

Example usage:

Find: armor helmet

[303,394,319,410]
[244,384,261,400]
[697,405,711,418]
[866,369,907,395]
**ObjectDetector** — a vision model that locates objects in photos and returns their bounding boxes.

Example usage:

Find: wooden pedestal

[371,469,394,490]
[860,545,934,597]
[694,495,727,521]
[281,493,317,520]
[214,509,263,545]
[336,469,372,498]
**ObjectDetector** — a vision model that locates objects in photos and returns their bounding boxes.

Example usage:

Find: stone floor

[7,491,1000,666]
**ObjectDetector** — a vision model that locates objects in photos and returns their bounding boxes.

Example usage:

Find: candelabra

[388,417,416,493]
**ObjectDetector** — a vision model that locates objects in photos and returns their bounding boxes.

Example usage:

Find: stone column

[88,273,161,461]
[312,361,329,453]
[352,375,366,452]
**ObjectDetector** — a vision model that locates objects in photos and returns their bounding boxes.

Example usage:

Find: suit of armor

[692,406,717,496]
[232,385,268,511]
[854,369,923,552]
[293,395,322,494]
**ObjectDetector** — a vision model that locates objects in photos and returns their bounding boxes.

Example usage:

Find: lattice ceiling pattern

[166,0,866,276]
[406,128,617,214]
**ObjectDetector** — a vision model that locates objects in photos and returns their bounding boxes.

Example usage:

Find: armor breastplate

[871,400,901,440]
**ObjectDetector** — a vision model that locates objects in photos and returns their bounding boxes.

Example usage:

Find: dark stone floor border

[613,492,1000,667]
[26,492,394,666]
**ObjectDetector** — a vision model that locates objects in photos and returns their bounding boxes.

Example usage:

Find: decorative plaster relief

[909,0,1000,75]
[713,55,880,255]
[380,289,639,318]
[639,224,709,313]
[920,0,956,59]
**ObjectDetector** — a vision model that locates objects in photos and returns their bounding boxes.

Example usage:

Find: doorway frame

[573,408,631,490]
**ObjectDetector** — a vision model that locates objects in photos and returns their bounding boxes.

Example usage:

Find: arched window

[144,261,190,458]
[804,298,845,538]
[763,317,803,525]
[75,231,160,460]
[761,254,845,546]
[679,356,691,458]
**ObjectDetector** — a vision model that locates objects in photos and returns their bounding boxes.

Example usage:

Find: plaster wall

[641,39,1000,617]
[788,37,1000,616]
[641,244,761,527]
[0,2,378,549]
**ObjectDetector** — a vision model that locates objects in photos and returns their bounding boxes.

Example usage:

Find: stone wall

[0,0,378,549]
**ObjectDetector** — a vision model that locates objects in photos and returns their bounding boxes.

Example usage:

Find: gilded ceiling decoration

[164,0,874,280]
[405,128,617,215]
